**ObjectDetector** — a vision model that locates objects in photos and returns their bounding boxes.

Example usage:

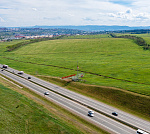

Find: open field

[0,36,150,95]
[0,75,108,134]
[0,85,82,134]
[117,33,150,45]
[62,34,111,39]
[130,33,150,37]
[0,34,150,120]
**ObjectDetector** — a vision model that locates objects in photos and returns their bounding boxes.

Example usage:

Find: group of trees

[110,33,150,50]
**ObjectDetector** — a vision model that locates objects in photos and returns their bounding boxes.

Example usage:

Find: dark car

[28,77,31,79]
[18,71,24,75]
[112,112,118,116]
[2,65,8,68]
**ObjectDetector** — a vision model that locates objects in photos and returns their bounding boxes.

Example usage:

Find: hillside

[1,36,150,96]
[1,34,150,120]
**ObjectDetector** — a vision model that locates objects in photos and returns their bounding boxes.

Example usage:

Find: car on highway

[18,71,24,75]
[112,112,118,116]
[2,65,8,68]
[88,110,94,117]
[44,92,49,95]
[28,77,31,79]
[88,110,94,114]
[137,129,149,134]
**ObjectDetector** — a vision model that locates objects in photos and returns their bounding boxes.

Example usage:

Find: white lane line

[0,74,23,88]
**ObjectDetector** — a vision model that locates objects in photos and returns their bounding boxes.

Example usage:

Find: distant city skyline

[0,0,150,27]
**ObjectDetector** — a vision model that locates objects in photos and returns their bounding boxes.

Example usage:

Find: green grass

[0,84,84,134]
[0,76,109,134]
[130,33,150,37]
[1,36,150,96]
[62,34,111,39]
[0,34,150,123]
[116,33,150,45]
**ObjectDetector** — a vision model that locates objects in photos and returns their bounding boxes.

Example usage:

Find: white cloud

[134,13,150,20]
[0,17,5,22]
[0,0,150,27]
[108,8,150,23]
[83,17,95,21]
[32,8,37,11]
[43,17,61,20]
[126,9,132,14]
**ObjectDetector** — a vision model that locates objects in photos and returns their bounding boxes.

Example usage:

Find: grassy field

[0,85,82,134]
[62,34,111,39]
[0,76,108,134]
[0,34,150,120]
[0,36,150,96]
[117,33,150,44]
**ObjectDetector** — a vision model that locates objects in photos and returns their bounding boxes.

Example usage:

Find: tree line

[110,33,150,50]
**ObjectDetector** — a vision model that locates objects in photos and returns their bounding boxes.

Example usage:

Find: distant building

[15,35,25,39]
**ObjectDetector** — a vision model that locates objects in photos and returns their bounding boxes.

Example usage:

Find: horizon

[1,25,150,28]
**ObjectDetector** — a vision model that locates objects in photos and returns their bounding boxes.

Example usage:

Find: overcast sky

[0,0,150,27]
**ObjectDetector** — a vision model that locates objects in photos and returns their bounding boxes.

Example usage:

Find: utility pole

[77,61,79,81]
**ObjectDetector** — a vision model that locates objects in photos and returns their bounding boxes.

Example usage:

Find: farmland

[0,34,150,119]
[1,35,150,95]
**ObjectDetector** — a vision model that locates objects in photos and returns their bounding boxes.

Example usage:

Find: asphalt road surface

[1,65,149,133]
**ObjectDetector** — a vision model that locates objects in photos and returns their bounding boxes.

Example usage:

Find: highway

[0,65,149,133]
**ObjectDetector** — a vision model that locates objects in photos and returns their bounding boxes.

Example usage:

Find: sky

[0,0,150,27]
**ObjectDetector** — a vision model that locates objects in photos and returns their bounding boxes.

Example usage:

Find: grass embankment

[0,75,108,134]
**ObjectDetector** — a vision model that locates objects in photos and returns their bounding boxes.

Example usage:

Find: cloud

[126,9,132,14]
[0,7,11,9]
[134,13,150,20]
[0,17,5,22]
[32,8,37,11]
[0,0,150,26]
[43,17,61,20]
[108,8,150,22]
[83,17,95,21]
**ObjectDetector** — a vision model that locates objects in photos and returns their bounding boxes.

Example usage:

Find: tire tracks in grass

[3,56,150,86]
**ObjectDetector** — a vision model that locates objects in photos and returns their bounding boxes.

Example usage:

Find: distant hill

[31,25,150,32]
